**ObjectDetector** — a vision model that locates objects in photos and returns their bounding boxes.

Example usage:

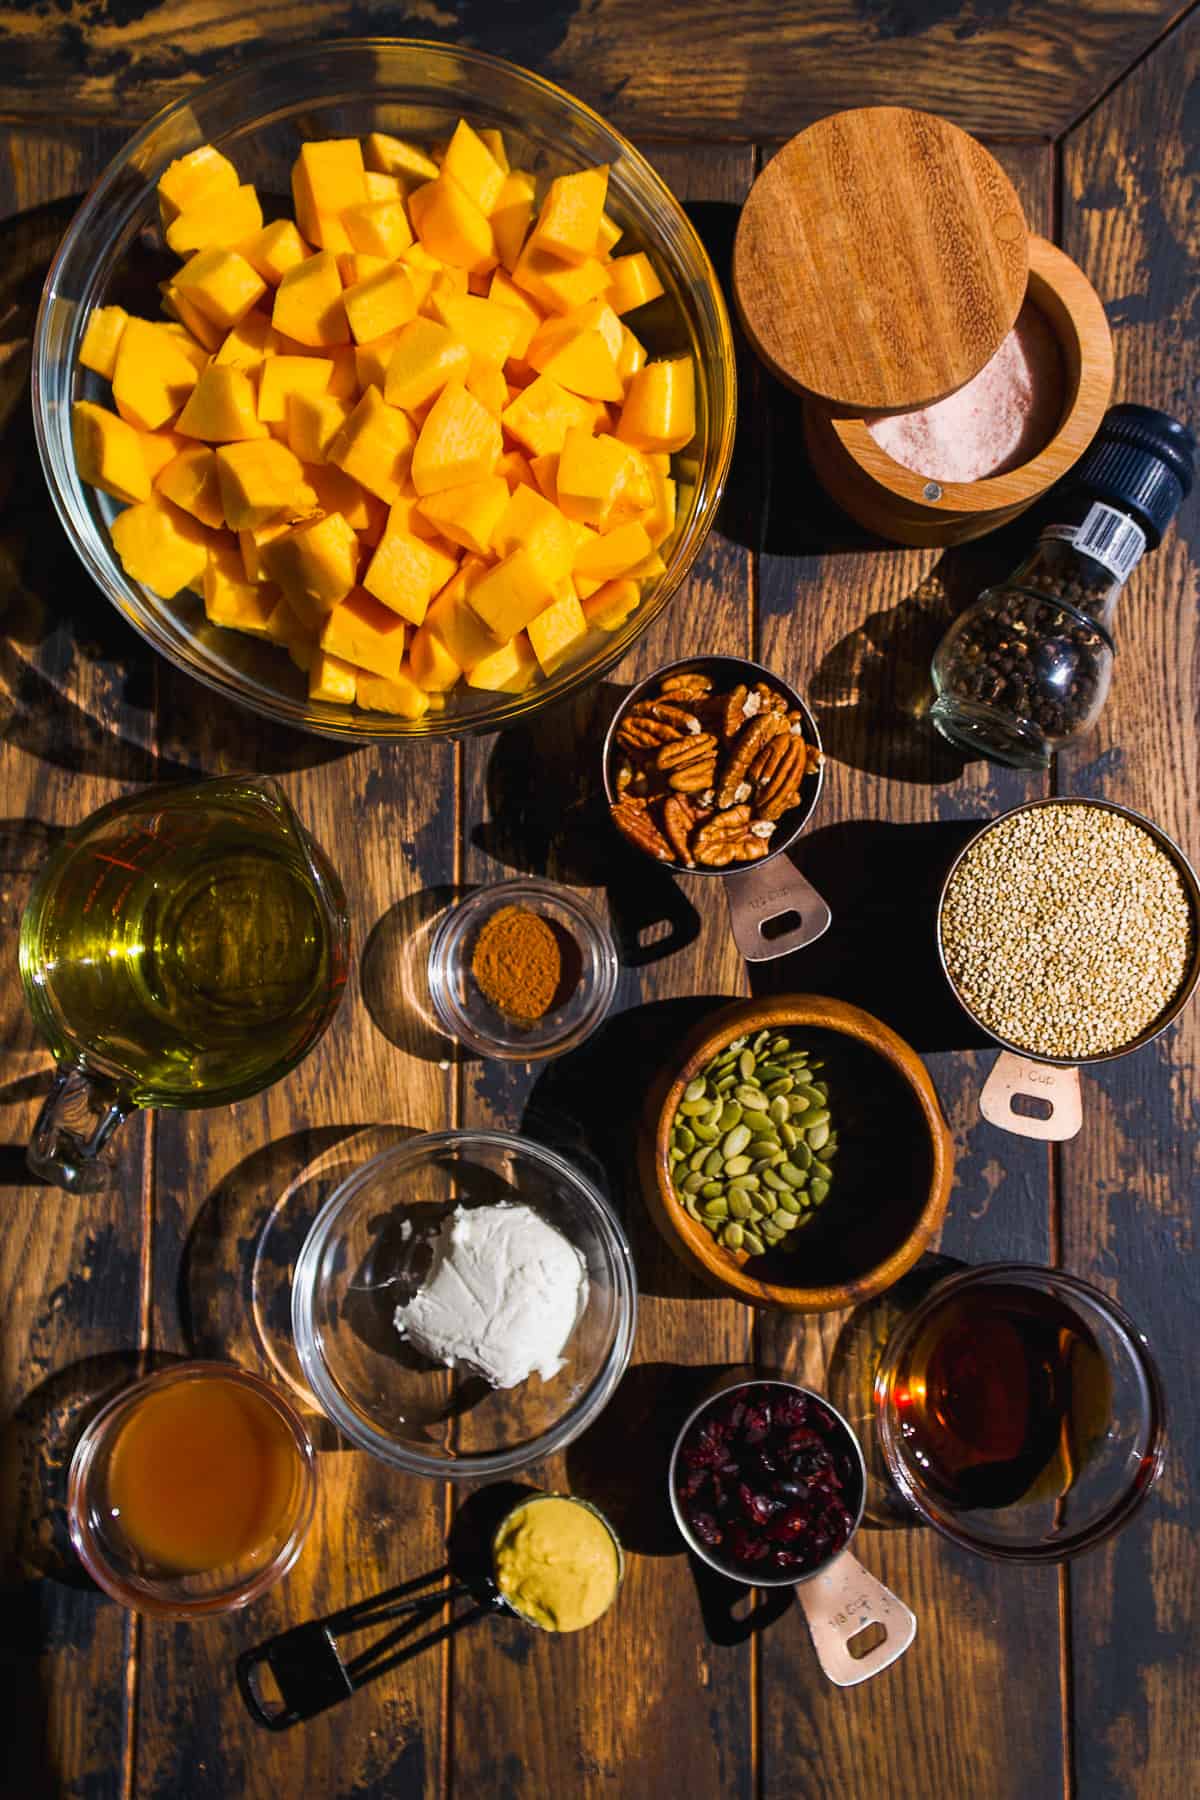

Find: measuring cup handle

[795,1549,916,1686]
[979,1052,1083,1141]
[722,855,832,963]
[27,1069,129,1193]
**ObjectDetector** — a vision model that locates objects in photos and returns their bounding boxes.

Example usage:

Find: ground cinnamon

[471,906,564,1024]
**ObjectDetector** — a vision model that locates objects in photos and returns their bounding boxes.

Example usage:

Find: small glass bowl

[67,1362,317,1617]
[291,1131,637,1481]
[874,1263,1166,1562]
[428,879,619,1061]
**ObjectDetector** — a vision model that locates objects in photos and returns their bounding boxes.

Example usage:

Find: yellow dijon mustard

[493,1496,620,1633]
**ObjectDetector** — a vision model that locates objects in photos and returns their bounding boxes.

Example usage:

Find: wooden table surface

[2,4,1197,1797]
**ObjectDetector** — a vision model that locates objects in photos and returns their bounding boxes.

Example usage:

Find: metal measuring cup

[237,1491,624,1729]
[602,655,832,963]
[936,796,1200,1141]
[669,1378,915,1687]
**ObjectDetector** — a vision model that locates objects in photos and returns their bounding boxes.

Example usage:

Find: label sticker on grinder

[1041,503,1147,582]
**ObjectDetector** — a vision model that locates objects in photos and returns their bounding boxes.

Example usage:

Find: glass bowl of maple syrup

[68,1361,317,1616]
[873,1264,1165,1562]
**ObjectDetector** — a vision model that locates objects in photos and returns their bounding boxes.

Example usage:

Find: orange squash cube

[111,318,202,432]
[355,661,431,718]
[296,139,367,216]
[157,145,239,228]
[308,649,359,704]
[364,132,439,184]
[257,355,333,423]
[262,511,360,624]
[342,198,413,259]
[526,314,623,402]
[364,170,404,201]
[466,547,557,639]
[238,521,290,582]
[530,166,609,266]
[492,484,576,583]
[327,387,416,502]
[415,475,509,558]
[242,219,310,286]
[410,381,502,496]
[305,462,387,539]
[156,443,225,528]
[583,576,641,631]
[175,365,267,442]
[320,587,408,680]
[173,248,267,331]
[512,241,610,315]
[214,439,312,530]
[342,266,420,345]
[203,541,280,634]
[606,251,666,315]
[160,280,225,350]
[166,184,263,256]
[79,304,129,379]
[110,493,213,596]
[413,174,497,274]
[72,401,152,505]
[465,631,537,693]
[441,119,507,215]
[491,171,537,273]
[527,591,589,672]
[362,527,458,625]
[617,356,695,454]
[409,625,462,691]
[214,311,277,370]
[573,518,653,581]
[383,318,471,414]
[285,391,355,464]
[501,374,595,457]
[271,252,350,348]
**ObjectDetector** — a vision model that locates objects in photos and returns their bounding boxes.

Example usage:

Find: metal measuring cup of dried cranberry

[669,1377,915,1686]
[601,656,832,963]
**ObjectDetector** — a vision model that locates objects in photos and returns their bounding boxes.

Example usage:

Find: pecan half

[627,699,702,735]
[616,714,684,751]
[693,805,770,868]
[715,711,789,809]
[749,734,809,819]
[753,681,789,716]
[661,793,710,864]
[656,732,719,793]
[659,672,713,701]
[610,801,672,860]
[706,684,749,741]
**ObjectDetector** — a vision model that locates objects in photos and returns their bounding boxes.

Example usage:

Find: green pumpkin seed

[719,1100,743,1131]
[752,1030,770,1054]
[682,1171,707,1194]
[779,1160,807,1189]
[774,1208,798,1231]
[735,1085,768,1110]
[768,1095,790,1126]
[696,1123,722,1146]
[722,1221,744,1250]
[758,1190,778,1215]
[760,1222,785,1245]
[755,1061,787,1083]
[765,1077,794,1098]
[803,1108,831,1131]
[791,1140,813,1170]
[724,1154,752,1177]
[776,1189,803,1214]
[771,1037,791,1055]
[684,1196,702,1220]
[742,1228,766,1256]
[750,1132,781,1153]
[788,1094,811,1116]
[780,1121,798,1150]
[811,1157,833,1181]
[714,1073,737,1094]
[683,1076,707,1102]
[674,1125,696,1154]
[702,1148,723,1178]
[700,1180,724,1199]
[762,1166,790,1193]
[743,1109,775,1136]
[806,1120,830,1151]
[810,1177,830,1204]
[737,1049,756,1081]
[812,1080,829,1099]
[728,1189,753,1219]
[669,1146,684,1165]
[702,1196,729,1218]
[722,1123,751,1159]
[679,1098,710,1117]
[687,1147,708,1171]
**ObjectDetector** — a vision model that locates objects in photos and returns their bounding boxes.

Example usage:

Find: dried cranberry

[741,1404,771,1445]
[725,1399,747,1431]
[738,1483,779,1525]
[767,1505,811,1542]
[690,1512,722,1547]
[678,1468,710,1501]
[774,1392,809,1427]
[744,1450,778,1485]
[726,1525,770,1565]
[772,1547,802,1572]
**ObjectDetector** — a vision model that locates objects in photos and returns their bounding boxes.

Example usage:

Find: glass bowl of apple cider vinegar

[68,1362,316,1616]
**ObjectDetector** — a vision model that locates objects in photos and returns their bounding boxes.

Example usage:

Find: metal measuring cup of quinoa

[937,797,1200,1138]
[601,655,832,963]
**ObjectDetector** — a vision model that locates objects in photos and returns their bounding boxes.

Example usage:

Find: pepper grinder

[928,405,1196,769]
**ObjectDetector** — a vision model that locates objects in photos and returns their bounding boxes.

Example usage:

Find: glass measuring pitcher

[19,776,349,1192]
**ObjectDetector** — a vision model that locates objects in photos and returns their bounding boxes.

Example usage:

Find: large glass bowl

[291,1130,638,1479]
[33,39,735,740]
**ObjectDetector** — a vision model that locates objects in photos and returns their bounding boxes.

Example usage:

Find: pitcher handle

[27,1069,130,1193]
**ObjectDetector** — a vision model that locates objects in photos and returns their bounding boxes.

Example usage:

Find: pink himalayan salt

[866,302,1064,484]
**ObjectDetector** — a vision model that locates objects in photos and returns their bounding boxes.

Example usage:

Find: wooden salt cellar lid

[733,107,1030,414]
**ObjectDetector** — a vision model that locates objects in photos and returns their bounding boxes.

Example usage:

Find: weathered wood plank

[752,142,1064,1800]
[0,0,1186,142]
[449,142,759,1800]
[0,122,153,1800]
[1059,21,1200,1797]
[131,672,457,1795]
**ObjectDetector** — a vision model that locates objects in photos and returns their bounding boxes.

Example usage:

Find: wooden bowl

[802,237,1114,547]
[639,996,954,1311]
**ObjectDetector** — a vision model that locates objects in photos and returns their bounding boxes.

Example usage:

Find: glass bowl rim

[872,1260,1167,1563]
[427,876,620,1060]
[291,1127,639,1480]
[667,1376,867,1587]
[67,1358,318,1617]
[31,37,737,742]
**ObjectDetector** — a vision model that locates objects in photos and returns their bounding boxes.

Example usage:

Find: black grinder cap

[1063,403,1196,550]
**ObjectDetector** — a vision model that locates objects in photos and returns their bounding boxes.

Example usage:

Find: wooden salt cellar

[733,107,1115,545]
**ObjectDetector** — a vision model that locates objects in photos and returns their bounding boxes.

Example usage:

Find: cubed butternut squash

[242,219,310,286]
[175,365,267,442]
[362,526,458,625]
[157,145,239,228]
[72,401,151,505]
[491,171,537,274]
[320,586,408,679]
[155,443,225,528]
[415,475,508,558]
[501,374,595,457]
[271,252,350,348]
[409,624,462,691]
[364,132,439,184]
[203,541,280,635]
[257,355,333,423]
[466,547,557,639]
[465,631,537,693]
[582,576,641,631]
[606,251,666,315]
[285,391,355,464]
[527,591,589,672]
[413,174,496,274]
[342,266,419,345]
[616,356,695,454]
[166,184,263,256]
[529,166,609,266]
[492,484,576,583]
[174,248,267,331]
[262,510,360,624]
[441,119,506,215]
[383,317,471,414]
[112,318,202,432]
[79,304,129,379]
[110,493,213,595]
[355,662,430,717]
[214,439,313,530]
[342,199,413,259]
[410,381,502,496]
[308,649,359,704]
[214,310,277,370]
[327,387,416,502]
